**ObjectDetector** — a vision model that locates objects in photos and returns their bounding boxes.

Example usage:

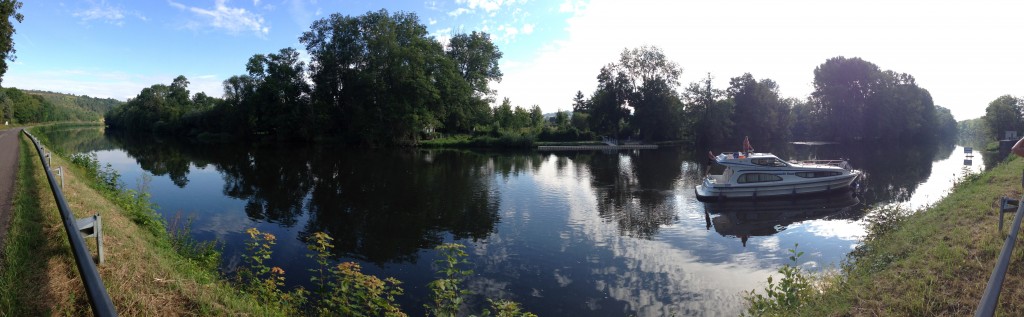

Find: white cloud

[456,0,507,12]
[169,0,269,37]
[74,1,145,26]
[448,7,471,17]
[501,25,518,39]
[558,0,584,13]
[428,18,438,25]
[521,23,534,35]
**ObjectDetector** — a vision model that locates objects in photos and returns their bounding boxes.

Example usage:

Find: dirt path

[0,127,21,249]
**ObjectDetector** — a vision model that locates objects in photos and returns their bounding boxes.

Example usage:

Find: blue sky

[6,0,1024,121]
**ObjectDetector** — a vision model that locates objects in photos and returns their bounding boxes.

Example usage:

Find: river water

[35,125,985,316]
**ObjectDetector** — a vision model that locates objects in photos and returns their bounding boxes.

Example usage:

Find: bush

[745,244,814,316]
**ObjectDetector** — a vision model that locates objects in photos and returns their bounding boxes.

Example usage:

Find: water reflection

[31,124,117,154]
[703,193,864,246]
[33,125,980,316]
[553,149,685,239]
[105,131,502,264]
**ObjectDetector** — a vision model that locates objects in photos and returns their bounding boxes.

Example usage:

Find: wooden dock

[536,144,658,151]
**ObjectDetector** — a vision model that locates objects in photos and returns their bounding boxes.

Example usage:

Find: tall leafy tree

[932,105,957,140]
[587,65,631,137]
[446,31,503,97]
[727,73,790,142]
[683,73,731,145]
[983,95,1024,140]
[583,45,685,141]
[811,57,882,141]
[234,47,312,138]
[572,90,587,113]
[0,0,21,86]
[437,31,501,133]
[788,98,818,140]
[301,9,481,145]
[617,46,684,141]
[811,56,938,142]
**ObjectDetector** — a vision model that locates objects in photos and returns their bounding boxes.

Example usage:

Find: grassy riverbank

[1,130,286,315]
[755,154,1024,315]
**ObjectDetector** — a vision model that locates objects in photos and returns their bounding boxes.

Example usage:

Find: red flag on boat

[743,136,754,153]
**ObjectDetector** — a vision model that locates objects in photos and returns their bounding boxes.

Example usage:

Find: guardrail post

[76,214,104,265]
[998,198,1019,234]
[57,166,63,190]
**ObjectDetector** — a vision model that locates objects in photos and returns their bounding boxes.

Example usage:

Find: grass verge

[5,130,288,315]
[0,133,54,315]
[749,155,1024,316]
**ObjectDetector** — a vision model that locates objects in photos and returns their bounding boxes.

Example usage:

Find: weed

[238,228,306,313]
[426,243,473,317]
[237,230,534,316]
[744,244,814,316]
[167,213,221,272]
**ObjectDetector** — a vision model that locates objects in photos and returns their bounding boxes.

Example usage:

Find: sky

[5,0,1024,121]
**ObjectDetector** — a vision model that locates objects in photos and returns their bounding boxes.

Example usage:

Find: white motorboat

[695,151,862,201]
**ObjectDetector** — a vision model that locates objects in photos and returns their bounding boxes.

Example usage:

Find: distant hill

[0,88,124,124]
[24,90,123,116]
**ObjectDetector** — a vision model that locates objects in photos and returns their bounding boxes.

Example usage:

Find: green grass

[748,155,1024,316]
[0,134,52,315]
[14,127,291,316]
[420,133,535,148]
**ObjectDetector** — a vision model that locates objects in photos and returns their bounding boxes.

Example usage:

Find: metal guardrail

[975,170,1024,317]
[22,130,117,316]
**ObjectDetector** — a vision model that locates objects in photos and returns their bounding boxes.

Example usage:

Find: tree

[618,46,684,141]
[932,105,957,140]
[529,105,544,128]
[571,90,587,113]
[728,73,790,142]
[683,73,731,145]
[983,95,1024,140]
[554,110,569,128]
[582,45,684,141]
[301,9,488,145]
[587,65,631,137]
[231,47,312,138]
[788,98,818,140]
[811,57,882,141]
[811,56,938,143]
[446,31,503,97]
[0,0,22,86]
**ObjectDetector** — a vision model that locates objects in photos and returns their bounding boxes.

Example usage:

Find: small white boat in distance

[695,152,862,201]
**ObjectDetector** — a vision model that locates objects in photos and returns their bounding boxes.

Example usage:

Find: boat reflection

[703,192,864,246]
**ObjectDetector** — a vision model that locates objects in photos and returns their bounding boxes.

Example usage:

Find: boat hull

[694,173,860,201]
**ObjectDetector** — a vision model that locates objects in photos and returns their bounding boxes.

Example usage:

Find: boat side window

[795,171,842,178]
[737,173,783,183]
[752,158,772,166]
[751,158,790,167]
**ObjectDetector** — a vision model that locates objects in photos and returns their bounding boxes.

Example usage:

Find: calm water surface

[36,126,985,316]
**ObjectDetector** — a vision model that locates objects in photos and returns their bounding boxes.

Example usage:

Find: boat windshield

[751,157,789,167]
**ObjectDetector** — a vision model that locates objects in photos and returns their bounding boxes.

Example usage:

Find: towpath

[0,127,21,250]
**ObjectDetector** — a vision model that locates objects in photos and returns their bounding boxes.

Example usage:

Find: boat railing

[797,159,853,170]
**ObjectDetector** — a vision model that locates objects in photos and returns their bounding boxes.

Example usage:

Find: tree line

[0,87,117,124]
[107,9,503,146]
[566,53,956,146]
[105,9,958,147]
[976,95,1024,142]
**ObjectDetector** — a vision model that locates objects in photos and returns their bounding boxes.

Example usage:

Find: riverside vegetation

[743,154,1024,316]
[1,128,534,316]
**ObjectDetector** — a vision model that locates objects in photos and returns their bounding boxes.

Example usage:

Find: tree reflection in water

[550,148,686,239]
[106,131,501,264]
